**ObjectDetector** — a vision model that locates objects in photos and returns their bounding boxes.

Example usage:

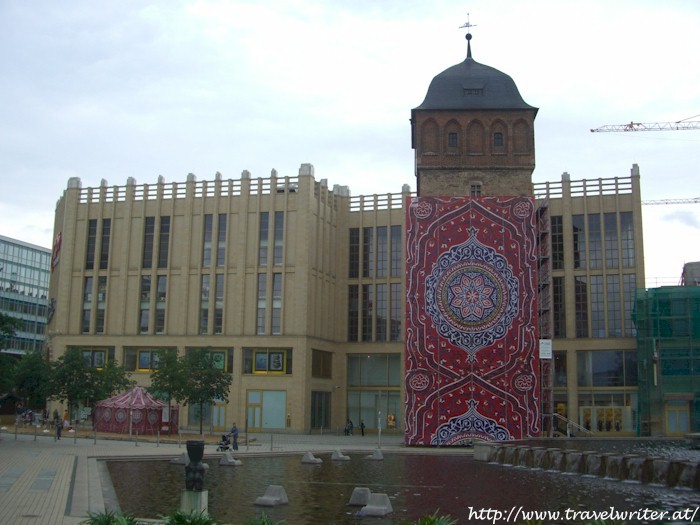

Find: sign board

[539,339,553,359]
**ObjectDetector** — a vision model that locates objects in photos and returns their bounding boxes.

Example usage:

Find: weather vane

[459,13,477,33]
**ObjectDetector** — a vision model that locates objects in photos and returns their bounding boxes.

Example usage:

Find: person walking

[229,422,239,451]
[360,420,366,436]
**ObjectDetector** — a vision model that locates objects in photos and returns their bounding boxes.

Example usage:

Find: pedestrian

[345,418,354,436]
[54,414,62,440]
[229,422,239,451]
[360,420,366,436]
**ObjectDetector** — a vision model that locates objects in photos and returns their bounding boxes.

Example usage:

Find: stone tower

[410,33,538,197]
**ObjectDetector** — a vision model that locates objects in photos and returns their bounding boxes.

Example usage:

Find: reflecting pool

[106,452,700,524]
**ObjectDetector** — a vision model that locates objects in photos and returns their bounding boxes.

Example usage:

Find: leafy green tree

[149,349,185,420]
[0,313,22,395]
[180,349,232,435]
[48,348,133,422]
[13,350,52,409]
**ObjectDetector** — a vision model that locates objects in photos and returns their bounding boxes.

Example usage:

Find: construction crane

[642,197,700,205]
[591,114,700,132]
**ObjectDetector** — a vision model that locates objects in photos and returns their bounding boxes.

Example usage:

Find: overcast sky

[1,0,699,285]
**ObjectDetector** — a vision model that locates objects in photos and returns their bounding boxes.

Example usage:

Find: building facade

[46,36,646,438]
[0,235,51,357]
[636,265,700,436]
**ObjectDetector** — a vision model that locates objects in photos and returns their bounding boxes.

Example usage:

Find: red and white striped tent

[93,387,178,435]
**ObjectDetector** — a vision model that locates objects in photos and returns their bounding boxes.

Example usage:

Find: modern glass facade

[0,235,51,356]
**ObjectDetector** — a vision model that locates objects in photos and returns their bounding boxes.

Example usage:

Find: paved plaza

[0,428,408,525]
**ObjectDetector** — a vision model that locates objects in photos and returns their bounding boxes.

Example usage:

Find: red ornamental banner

[405,196,540,445]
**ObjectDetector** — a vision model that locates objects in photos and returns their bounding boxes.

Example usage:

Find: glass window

[553,276,566,338]
[349,228,360,279]
[143,217,155,268]
[273,211,284,265]
[362,227,374,278]
[604,212,618,269]
[376,226,387,278]
[554,351,567,387]
[361,284,373,342]
[572,215,586,269]
[590,275,605,338]
[574,277,588,338]
[158,216,169,268]
[256,273,266,335]
[99,219,111,270]
[86,219,97,270]
[271,273,282,335]
[390,283,402,342]
[620,212,635,268]
[607,275,621,337]
[447,132,458,148]
[312,349,332,379]
[217,213,227,267]
[214,274,224,334]
[348,285,359,342]
[376,284,387,341]
[200,274,210,335]
[493,132,504,147]
[202,214,213,267]
[390,225,402,278]
[551,216,563,270]
[243,348,292,375]
[258,212,269,266]
[588,214,602,270]
[470,183,482,197]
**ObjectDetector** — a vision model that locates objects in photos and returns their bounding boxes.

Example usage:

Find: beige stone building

[46,163,644,436]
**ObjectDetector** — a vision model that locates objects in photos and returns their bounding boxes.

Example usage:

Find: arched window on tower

[448,132,458,148]
[493,132,504,147]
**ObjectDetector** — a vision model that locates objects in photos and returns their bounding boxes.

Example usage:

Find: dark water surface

[107,452,700,524]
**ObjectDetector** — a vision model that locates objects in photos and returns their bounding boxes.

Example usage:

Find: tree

[13,350,51,409]
[0,313,23,395]
[149,349,185,420]
[179,349,232,435]
[48,348,133,423]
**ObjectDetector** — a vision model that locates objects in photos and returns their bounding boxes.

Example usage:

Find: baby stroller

[216,434,232,452]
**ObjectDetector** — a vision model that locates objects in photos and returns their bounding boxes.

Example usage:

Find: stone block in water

[171,453,189,465]
[360,493,393,517]
[675,461,699,490]
[301,451,323,464]
[651,458,671,485]
[348,487,371,506]
[332,450,351,461]
[219,451,242,466]
[255,485,289,506]
[365,449,384,461]
[473,442,495,462]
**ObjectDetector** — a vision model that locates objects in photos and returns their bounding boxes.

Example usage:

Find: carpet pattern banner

[405,196,540,445]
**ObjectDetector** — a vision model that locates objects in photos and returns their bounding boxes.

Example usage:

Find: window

[143,217,155,268]
[123,348,175,372]
[362,227,374,278]
[604,213,618,270]
[73,346,113,368]
[577,350,637,387]
[590,275,605,337]
[86,219,97,270]
[607,275,621,337]
[390,283,402,341]
[553,276,566,338]
[243,348,292,375]
[99,219,111,270]
[82,277,93,333]
[256,273,267,335]
[155,275,167,334]
[572,215,586,269]
[157,216,169,268]
[376,284,387,341]
[258,213,269,266]
[493,132,504,147]
[588,214,602,270]
[347,354,401,386]
[470,183,482,196]
[554,351,567,387]
[574,277,588,338]
[202,214,213,267]
[623,274,637,337]
[376,226,387,278]
[447,132,458,148]
[361,284,373,341]
[271,273,282,335]
[199,275,210,334]
[349,228,360,278]
[312,349,333,379]
[551,216,563,270]
[390,226,401,278]
[620,212,635,268]
[139,275,150,333]
[217,214,227,267]
[95,276,107,334]
[214,274,224,334]
[348,285,359,341]
[187,347,234,373]
[273,211,284,265]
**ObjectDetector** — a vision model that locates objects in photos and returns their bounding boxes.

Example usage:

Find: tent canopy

[95,386,165,409]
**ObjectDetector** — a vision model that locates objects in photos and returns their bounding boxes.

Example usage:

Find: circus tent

[93,386,178,435]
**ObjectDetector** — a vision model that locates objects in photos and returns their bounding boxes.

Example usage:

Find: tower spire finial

[459,13,477,59]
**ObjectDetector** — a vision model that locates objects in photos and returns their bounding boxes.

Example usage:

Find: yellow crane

[591,114,700,132]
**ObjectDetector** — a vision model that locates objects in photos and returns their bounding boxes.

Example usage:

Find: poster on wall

[405,196,540,445]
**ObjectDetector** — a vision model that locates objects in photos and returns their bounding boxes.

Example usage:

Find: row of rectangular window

[348,283,402,342]
[551,212,635,271]
[349,226,403,279]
